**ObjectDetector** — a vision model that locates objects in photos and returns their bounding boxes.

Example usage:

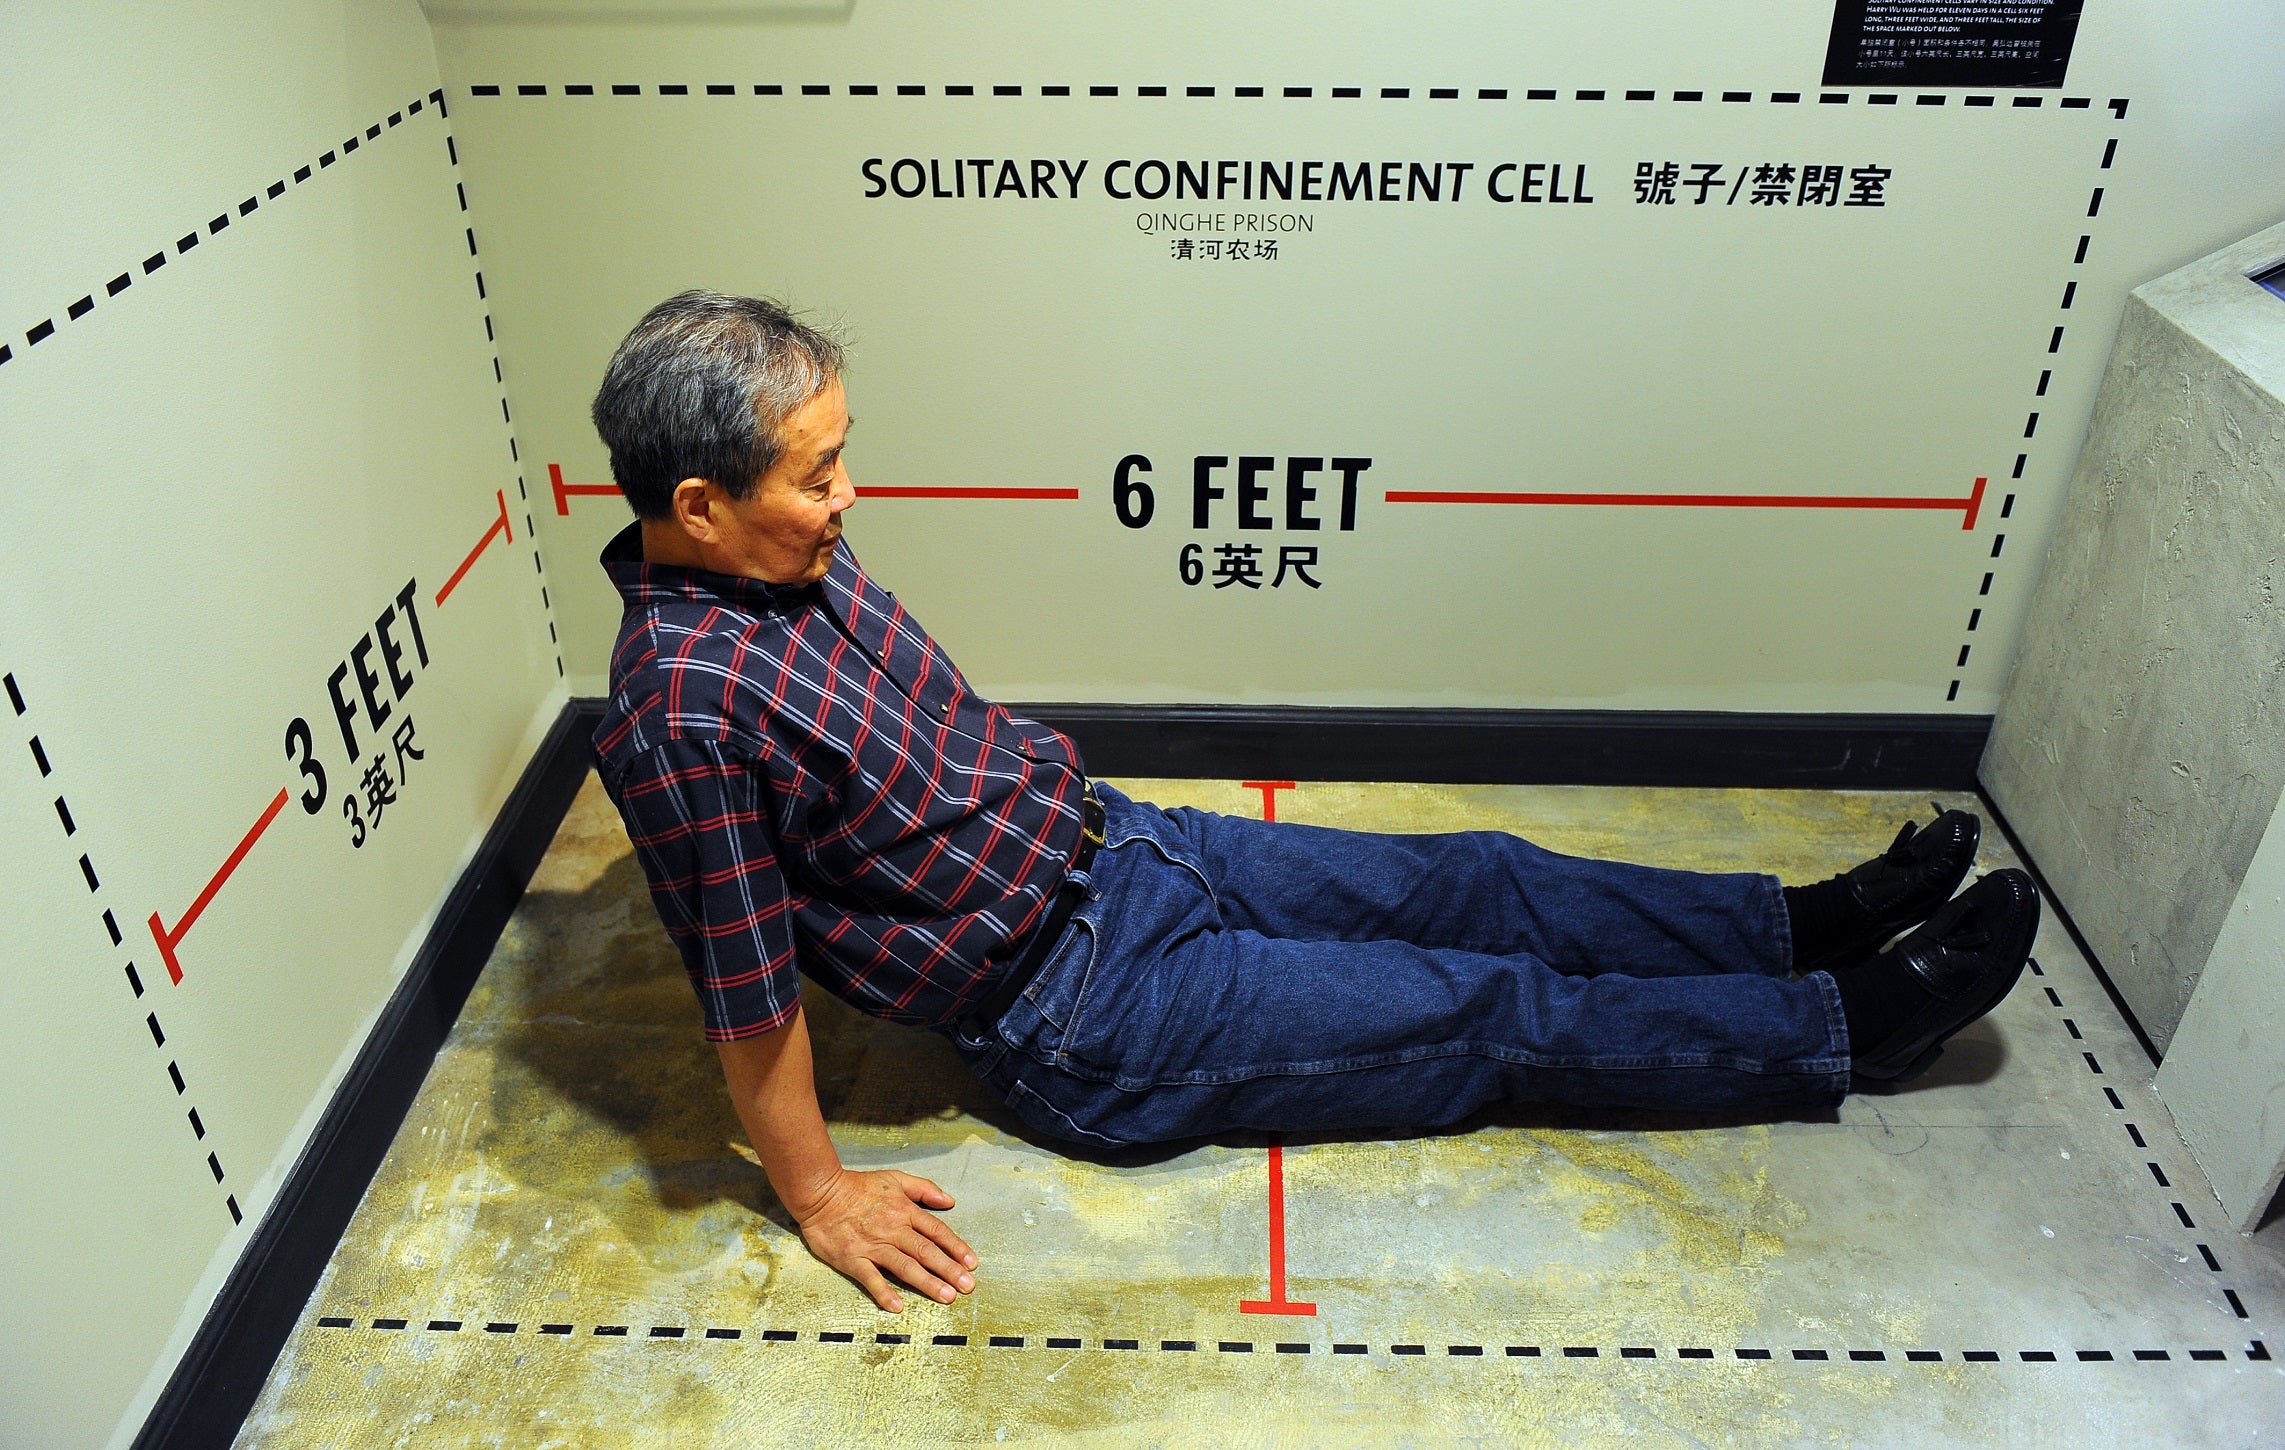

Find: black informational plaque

[1823,0,2084,88]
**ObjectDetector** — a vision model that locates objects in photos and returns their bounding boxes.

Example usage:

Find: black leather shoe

[1797,809,1982,975]
[1851,868,2040,1084]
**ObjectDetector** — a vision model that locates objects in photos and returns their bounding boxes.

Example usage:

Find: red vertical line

[148,787,291,984]
[1242,781,1296,822]
[1961,476,1988,531]
[435,488,513,607]
[1240,1136,1318,1315]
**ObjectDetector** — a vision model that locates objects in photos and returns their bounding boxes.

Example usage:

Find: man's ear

[668,476,718,543]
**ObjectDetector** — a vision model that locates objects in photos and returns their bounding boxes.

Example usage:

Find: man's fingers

[881,1246,960,1305]
[893,1171,954,1209]
[899,1230,975,1294]
[852,1263,904,1314]
[913,1208,979,1269]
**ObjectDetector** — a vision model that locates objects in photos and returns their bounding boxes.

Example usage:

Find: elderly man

[590,291,2039,1314]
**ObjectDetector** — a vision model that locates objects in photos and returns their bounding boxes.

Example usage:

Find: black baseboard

[1014,705,1993,790]
[135,698,602,1450]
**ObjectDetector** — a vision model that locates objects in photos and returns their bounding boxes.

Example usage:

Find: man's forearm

[714,1003,845,1220]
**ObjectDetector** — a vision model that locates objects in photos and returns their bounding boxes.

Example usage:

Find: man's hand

[791,1167,978,1313]
[713,1010,982,1314]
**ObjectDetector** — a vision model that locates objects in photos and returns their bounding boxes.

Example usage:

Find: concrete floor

[239,778,2285,1447]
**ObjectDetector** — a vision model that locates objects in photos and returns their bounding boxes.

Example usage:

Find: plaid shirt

[593,524,1089,1040]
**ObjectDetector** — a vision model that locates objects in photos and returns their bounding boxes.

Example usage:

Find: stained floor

[238,778,2285,1447]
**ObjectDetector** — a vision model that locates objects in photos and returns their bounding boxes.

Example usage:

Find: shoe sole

[1850,873,2039,1084]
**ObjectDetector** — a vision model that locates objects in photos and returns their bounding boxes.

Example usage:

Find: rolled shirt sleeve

[613,737,801,1040]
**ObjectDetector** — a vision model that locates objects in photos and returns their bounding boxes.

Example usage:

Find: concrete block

[1983,214,2285,1053]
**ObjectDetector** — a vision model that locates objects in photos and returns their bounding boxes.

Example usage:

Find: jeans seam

[1050,1039,1852,1091]
[1764,871,1797,976]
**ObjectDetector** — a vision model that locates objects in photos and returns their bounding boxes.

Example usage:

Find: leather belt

[960,784,1106,1035]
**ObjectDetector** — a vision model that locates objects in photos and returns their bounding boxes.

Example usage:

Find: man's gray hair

[590,291,847,518]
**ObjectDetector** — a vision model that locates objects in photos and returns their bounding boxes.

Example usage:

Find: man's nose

[830,462,857,514]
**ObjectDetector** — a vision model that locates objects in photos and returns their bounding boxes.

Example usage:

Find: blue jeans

[952,783,1850,1148]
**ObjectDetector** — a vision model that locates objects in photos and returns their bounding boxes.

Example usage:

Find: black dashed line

[650,1326,684,1338]
[659,84,687,95]
[1451,1344,1485,1356]
[1563,1346,1599,1358]
[707,1328,740,1339]
[487,1322,518,1333]
[2021,1350,2057,1362]
[1339,1343,1371,1354]
[1381,87,1410,99]
[1679,1347,1714,1358]
[1620,1346,1654,1358]
[1394,1344,1427,1356]
[1722,90,1750,102]
[30,738,50,774]
[1045,85,1073,97]
[107,273,132,296]
[205,1151,224,1183]
[1850,1349,1886,1361]
[1869,93,1898,104]
[1162,1339,1196,1352]
[319,1317,353,1328]
[2173,1202,2196,1228]
[188,1107,204,1138]
[1482,88,1510,99]
[1218,1340,1253,1353]
[125,963,143,996]
[1794,1349,1830,1361]
[541,1324,572,1335]
[1332,86,1361,98]
[989,1335,1023,1348]
[1577,89,1605,100]
[1429,87,1459,100]
[594,1325,627,1337]
[2064,1018,2082,1038]
[1674,89,1704,101]
[78,854,99,890]
[2228,1290,2250,1319]
[2015,96,2042,107]
[931,1333,965,1345]
[1105,1338,1138,1349]
[1907,1350,1943,1362]
[168,1061,185,1092]
[2136,1349,2171,1361]
[146,1013,165,1046]
[2105,1087,2124,1109]
[2190,1349,2226,1361]
[1508,1345,1541,1356]
[1820,92,1848,103]
[2028,956,2044,976]
[1045,1336,1080,1349]
[2200,1244,2222,1271]
[2086,1051,2104,1074]
[2126,1122,2147,1147]
[1277,1341,1309,1354]
[55,796,74,833]
[2062,96,2091,109]
[1737,1348,1772,1359]
[102,909,121,944]
[1965,1351,2000,1362]
[2077,1349,2114,1361]
[374,1318,408,1330]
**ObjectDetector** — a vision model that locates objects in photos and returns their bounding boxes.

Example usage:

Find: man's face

[707,379,856,585]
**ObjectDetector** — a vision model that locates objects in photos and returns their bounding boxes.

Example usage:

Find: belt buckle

[1081,783,1107,848]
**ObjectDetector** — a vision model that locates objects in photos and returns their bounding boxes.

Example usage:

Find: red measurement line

[549,462,623,515]
[148,787,290,985]
[1242,780,1297,823]
[545,465,1077,509]
[1240,1137,1317,1316]
[1389,476,1988,531]
[857,486,1079,500]
[435,488,513,607]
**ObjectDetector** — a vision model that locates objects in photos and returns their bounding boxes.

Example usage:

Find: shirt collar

[600,521,821,616]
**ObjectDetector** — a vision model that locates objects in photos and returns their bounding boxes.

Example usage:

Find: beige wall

[0,3,563,1445]
[427,0,2285,711]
